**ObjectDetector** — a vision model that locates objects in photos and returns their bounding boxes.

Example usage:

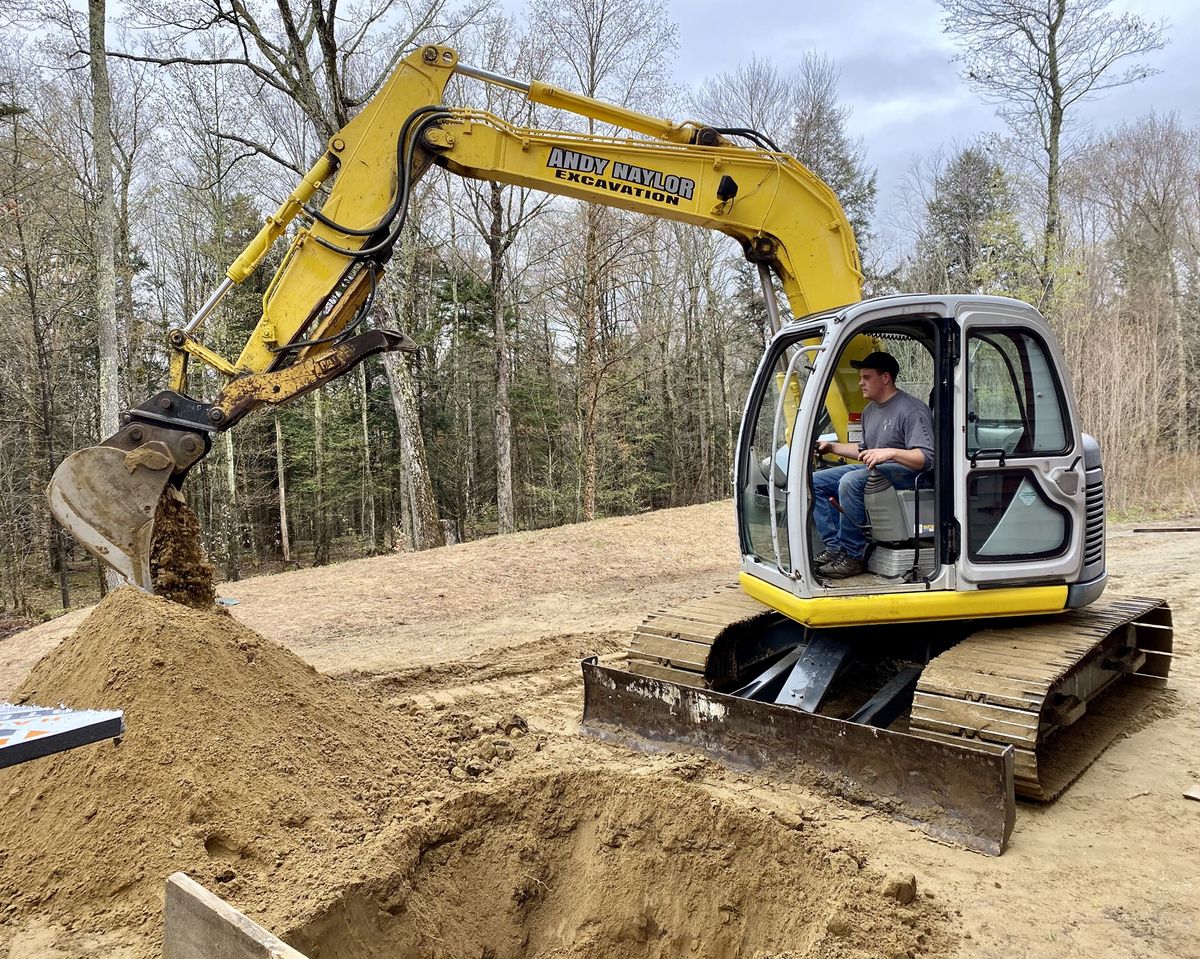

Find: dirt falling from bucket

[150,491,216,608]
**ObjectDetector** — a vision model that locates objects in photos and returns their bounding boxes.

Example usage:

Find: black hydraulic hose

[302,105,446,237]
[306,107,453,258]
[270,261,380,355]
[709,126,783,154]
[310,112,445,260]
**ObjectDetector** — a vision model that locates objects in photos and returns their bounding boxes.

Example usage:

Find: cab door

[735,324,825,589]
[955,304,1087,587]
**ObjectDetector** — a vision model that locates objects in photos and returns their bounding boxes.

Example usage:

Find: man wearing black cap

[811,351,935,578]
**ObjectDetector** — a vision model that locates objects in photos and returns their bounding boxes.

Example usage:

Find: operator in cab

[811,351,934,579]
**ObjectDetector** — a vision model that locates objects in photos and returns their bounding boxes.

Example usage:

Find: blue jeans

[812,464,920,559]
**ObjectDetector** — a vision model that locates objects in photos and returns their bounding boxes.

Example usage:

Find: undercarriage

[581,586,1172,854]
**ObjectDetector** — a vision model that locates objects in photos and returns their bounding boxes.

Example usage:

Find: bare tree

[88,0,120,438]
[0,97,90,608]
[114,0,484,549]
[0,2,29,116]
[692,52,876,270]
[1075,114,1199,451]
[116,0,482,143]
[528,0,677,521]
[788,54,876,251]
[451,18,554,533]
[939,0,1166,311]
[689,56,796,135]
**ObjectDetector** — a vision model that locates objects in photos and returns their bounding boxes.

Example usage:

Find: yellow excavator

[48,44,1172,855]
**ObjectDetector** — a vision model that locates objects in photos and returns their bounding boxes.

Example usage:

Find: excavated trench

[289,770,950,959]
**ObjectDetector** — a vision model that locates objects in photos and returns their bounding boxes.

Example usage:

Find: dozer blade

[47,443,175,591]
[581,658,1016,856]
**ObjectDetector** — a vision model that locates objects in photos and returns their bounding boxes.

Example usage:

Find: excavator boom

[49,43,863,590]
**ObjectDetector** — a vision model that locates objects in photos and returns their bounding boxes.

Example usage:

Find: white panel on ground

[0,702,123,769]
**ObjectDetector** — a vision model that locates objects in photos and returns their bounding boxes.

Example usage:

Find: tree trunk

[490,182,516,533]
[381,226,442,550]
[1040,1,1066,315]
[221,431,240,580]
[14,188,69,609]
[382,351,442,549]
[359,364,376,553]
[115,148,140,408]
[313,390,330,565]
[88,0,120,437]
[579,207,603,521]
[1042,100,1063,312]
[274,415,291,562]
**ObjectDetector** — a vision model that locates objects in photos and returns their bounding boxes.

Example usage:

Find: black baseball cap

[850,351,899,378]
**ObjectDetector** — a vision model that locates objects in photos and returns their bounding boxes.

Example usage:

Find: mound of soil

[0,588,439,944]
[292,769,955,959]
[0,585,956,959]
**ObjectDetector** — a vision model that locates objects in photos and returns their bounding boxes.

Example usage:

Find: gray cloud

[669,0,1196,224]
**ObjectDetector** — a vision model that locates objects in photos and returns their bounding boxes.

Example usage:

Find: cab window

[967,330,1070,456]
[739,337,818,570]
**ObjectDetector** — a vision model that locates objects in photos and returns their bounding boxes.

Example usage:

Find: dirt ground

[1,501,1197,958]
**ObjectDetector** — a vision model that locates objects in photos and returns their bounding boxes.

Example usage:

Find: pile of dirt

[0,588,442,944]
[292,769,956,959]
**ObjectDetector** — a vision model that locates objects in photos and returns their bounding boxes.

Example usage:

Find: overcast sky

[664,0,1199,233]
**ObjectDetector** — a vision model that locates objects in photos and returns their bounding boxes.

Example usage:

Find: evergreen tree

[788,54,877,257]
[909,143,1035,297]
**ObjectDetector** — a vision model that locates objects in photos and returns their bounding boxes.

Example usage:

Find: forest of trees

[0,0,1197,616]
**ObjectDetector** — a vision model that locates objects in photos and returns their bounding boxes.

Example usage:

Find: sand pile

[292,769,956,959]
[0,588,955,959]
[0,588,439,942]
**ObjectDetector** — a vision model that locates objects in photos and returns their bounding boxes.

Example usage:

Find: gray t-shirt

[861,389,934,469]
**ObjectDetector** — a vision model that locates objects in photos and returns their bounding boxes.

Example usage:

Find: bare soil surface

[1,501,1198,958]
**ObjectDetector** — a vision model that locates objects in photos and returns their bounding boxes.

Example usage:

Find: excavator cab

[735,293,1105,615]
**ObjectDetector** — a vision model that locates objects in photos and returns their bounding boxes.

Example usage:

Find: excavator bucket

[47,442,176,591]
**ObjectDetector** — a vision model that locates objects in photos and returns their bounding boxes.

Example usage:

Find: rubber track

[908,596,1173,801]
[625,584,784,687]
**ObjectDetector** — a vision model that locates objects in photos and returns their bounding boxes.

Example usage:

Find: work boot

[813,547,839,566]
[819,553,864,579]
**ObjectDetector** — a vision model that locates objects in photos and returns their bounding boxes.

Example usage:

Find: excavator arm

[49,43,865,592]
